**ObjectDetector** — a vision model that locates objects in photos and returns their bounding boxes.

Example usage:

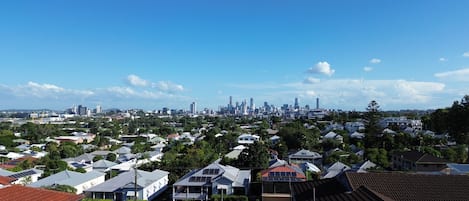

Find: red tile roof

[0,185,84,201]
[0,176,15,185]
[261,164,306,181]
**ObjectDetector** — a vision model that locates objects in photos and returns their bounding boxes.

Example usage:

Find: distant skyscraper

[190,102,197,114]
[316,97,320,109]
[77,105,87,116]
[229,96,233,108]
[294,97,299,109]
[242,99,248,115]
[250,97,254,110]
[96,105,102,114]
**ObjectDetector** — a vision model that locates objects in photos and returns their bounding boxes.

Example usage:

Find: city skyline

[1,1,469,111]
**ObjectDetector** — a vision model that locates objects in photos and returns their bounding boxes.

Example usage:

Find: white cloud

[363,66,373,72]
[305,90,316,96]
[127,74,149,87]
[308,61,335,76]
[153,81,184,92]
[276,78,446,110]
[463,52,469,57]
[439,57,447,62]
[303,77,320,84]
[435,68,469,82]
[370,58,381,64]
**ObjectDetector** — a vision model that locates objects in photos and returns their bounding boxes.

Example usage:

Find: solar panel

[10,170,36,179]
[202,168,220,175]
[189,176,211,183]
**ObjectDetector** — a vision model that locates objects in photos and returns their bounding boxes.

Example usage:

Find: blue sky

[1,0,469,111]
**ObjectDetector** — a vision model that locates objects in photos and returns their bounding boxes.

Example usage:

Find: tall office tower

[72,105,78,114]
[242,99,248,115]
[229,96,233,108]
[190,102,197,114]
[78,105,87,116]
[316,97,320,109]
[294,97,299,109]
[96,105,102,114]
[250,98,254,110]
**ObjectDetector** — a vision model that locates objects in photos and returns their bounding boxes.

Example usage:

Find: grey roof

[356,160,377,173]
[0,168,14,177]
[65,153,95,163]
[85,169,169,193]
[323,161,351,179]
[29,170,104,188]
[289,149,322,159]
[90,150,113,157]
[93,159,118,169]
[446,163,469,175]
[269,158,288,168]
[174,161,250,187]
[115,146,132,154]
[225,149,242,159]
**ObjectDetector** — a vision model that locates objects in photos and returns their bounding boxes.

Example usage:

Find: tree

[365,148,389,168]
[106,153,117,162]
[364,100,382,148]
[93,155,104,162]
[235,141,269,170]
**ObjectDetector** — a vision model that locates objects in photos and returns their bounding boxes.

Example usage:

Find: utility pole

[134,159,138,201]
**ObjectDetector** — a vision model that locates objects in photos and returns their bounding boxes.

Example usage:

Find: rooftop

[0,185,84,201]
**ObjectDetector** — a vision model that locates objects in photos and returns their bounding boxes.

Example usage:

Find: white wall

[75,175,105,194]
[142,175,169,200]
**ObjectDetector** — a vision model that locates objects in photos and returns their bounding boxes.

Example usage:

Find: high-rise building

[229,96,233,108]
[250,98,254,110]
[96,105,102,114]
[294,97,299,109]
[316,97,320,109]
[190,102,197,114]
[78,105,87,116]
[242,99,248,115]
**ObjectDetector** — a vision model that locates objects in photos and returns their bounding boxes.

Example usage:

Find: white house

[85,168,169,201]
[0,168,43,185]
[173,160,251,201]
[345,122,365,133]
[29,170,105,194]
[323,131,344,143]
[237,134,260,144]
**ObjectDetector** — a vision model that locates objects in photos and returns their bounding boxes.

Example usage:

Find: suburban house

[7,168,43,185]
[322,161,351,179]
[345,121,365,133]
[288,149,323,166]
[54,132,96,144]
[349,131,365,139]
[323,131,344,143]
[29,170,105,194]
[392,150,449,172]
[261,162,307,201]
[353,160,377,173]
[261,164,306,182]
[379,116,423,131]
[224,145,246,160]
[0,156,38,169]
[237,133,260,144]
[291,172,469,201]
[172,160,251,201]
[0,185,84,201]
[92,159,118,173]
[84,168,169,201]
